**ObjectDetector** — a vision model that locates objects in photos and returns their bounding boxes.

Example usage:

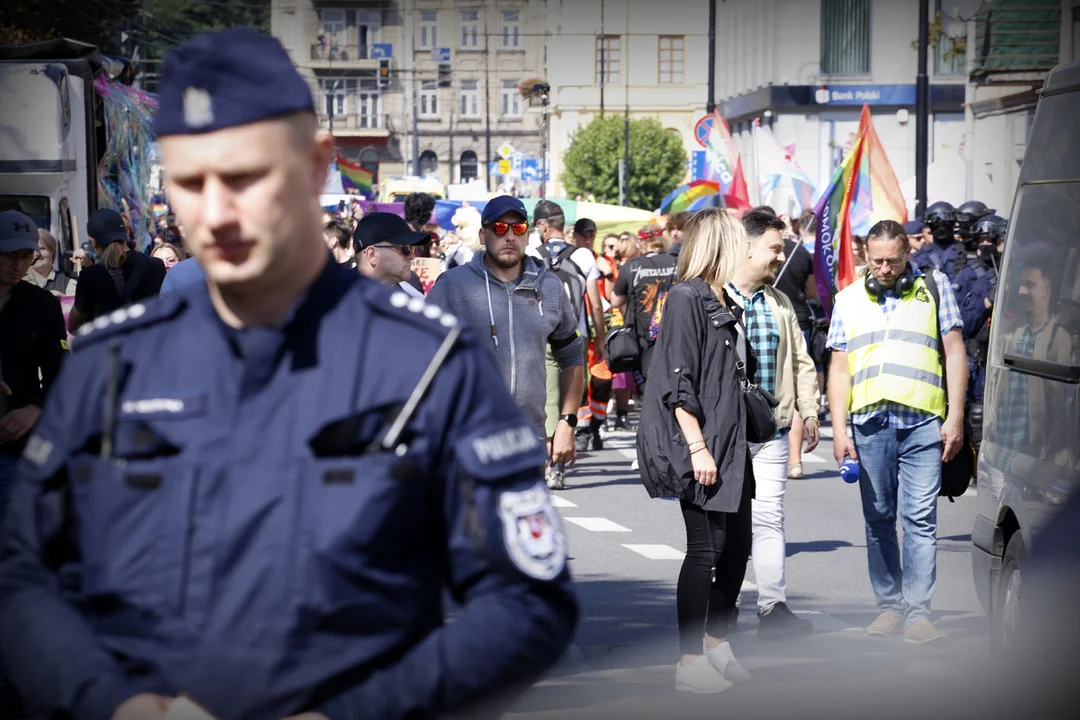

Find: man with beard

[728,211,820,640]
[427,196,584,480]
[912,201,965,283]
[828,219,966,644]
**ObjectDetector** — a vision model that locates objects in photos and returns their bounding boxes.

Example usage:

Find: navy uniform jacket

[0,259,576,720]
[911,241,965,284]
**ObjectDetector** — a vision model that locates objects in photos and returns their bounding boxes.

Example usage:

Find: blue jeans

[852,417,942,627]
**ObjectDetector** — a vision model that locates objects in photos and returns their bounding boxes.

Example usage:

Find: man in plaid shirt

[729,211,820,643]
[827,219,966,645]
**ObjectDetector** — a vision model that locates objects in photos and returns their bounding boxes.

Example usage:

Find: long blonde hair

[676,208,747,287]
[100,240,128,270]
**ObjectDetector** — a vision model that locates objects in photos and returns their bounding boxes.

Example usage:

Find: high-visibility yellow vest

[837,275,946,418]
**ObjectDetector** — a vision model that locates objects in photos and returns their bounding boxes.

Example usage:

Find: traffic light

[377,58,391,89]
[438,63,451,88]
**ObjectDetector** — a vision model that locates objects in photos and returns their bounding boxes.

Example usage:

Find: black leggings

[677,488,753,655]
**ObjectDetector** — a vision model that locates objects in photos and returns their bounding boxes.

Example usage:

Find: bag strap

[731,315,755,389]
[108,267,125,296]
[117,256,149,305]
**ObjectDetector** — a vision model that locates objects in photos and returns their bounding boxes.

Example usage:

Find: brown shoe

[904,619,948,644]
[866,610,903,636]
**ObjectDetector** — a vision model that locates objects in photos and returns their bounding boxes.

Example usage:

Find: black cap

[573,218,597,235]
[87,208,129,246]
[153,28,315,137]
[533,199,564,222]
[353,212,430,252]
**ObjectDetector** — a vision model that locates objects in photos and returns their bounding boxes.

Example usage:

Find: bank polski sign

[814,85,917,106]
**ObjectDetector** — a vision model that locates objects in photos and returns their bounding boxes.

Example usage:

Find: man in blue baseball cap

[0,28,575,720]
[427,196,585,486]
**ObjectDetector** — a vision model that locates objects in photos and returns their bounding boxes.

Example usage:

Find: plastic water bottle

[839,458,861,484]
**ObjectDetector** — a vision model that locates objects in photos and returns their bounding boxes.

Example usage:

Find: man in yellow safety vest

[826,219,967,645]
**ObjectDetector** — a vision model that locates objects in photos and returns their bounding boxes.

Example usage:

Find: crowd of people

[0,25,1049,720]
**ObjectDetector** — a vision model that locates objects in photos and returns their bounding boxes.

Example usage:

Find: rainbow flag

[812,105,907,316]
[704,111,751,213]
[659,180,720,214]
[336,154,374,195]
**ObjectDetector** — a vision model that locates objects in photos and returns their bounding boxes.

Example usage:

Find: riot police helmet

[972,214,1007,242]
[955,200,995,226]
[923,201,956,227]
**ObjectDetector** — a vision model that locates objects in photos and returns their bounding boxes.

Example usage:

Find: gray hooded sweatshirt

[427,250,584,433]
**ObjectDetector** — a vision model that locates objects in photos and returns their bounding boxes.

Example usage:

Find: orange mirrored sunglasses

[486,220,530,236]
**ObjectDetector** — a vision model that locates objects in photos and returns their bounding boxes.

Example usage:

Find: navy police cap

[153,27,314,137]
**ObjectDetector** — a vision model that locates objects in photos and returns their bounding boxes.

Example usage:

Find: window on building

[596,35,621,85]
[419,10,438,49]
[500,79,521,117]
[419,150,439,178]
[658,35,684,84]
[501,11,521,49]
[357,78,380,128]
[420,80,440,118]
[360,147,380,184]
[460,79,480,118]
[460,151,479,182]
[461,10,480,49]
[933,0,966,76]
[315,8,381,61]
[281,9,297,51]
[820,0,870,76]
[322,78,353,117]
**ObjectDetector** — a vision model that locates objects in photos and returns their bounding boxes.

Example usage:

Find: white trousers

[750,435,791,612]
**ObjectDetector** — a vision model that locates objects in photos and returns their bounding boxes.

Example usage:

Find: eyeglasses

[485,221,529,237]
[372,244,412,257]
[867,256,907,269]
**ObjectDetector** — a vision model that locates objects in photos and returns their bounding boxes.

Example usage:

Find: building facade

[270,0,548,192]
[713,0,977,219]
[544,0,712,199]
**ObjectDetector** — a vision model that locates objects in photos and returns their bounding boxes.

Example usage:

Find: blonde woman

[25,229,77,296]
[69,208,166,333]
[636,208,756,693]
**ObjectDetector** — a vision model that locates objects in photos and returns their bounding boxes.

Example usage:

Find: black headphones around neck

[864,266,915,298]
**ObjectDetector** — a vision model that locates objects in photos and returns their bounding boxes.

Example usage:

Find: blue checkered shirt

[826,266,962,429]
[729,283,783,438]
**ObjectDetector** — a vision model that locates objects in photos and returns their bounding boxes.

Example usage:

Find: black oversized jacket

[636,278,754,513]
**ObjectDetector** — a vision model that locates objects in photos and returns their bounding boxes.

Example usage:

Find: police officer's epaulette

[71,294,188,350]
[361,284,461,339]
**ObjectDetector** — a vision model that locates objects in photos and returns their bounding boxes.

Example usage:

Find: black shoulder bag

[732,314,780,443]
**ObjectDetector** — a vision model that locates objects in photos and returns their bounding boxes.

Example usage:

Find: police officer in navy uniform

[911,201,965,282]
[0,28,576,720]
[955,214,1006,451]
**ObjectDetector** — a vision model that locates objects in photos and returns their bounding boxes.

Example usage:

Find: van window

[0,195,50,231]
[1021,90,1080,182]
[993,181,1080,368]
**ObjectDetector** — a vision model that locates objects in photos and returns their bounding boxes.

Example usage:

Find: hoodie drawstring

[483,264,499,349]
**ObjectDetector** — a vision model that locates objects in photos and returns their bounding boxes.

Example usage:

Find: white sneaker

[545,465,566,491]
[704,641,752,683]
[630,458,639,471]
[675,655,733,694]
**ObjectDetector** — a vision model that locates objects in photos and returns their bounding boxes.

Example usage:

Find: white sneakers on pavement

[704,641,753,683]
[675,655,733,694]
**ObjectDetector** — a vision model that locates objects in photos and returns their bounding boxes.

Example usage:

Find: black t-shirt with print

[774,238,815,330]
[613,252,678,346]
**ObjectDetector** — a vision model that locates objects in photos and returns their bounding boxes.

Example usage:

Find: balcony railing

[311,43,373,62]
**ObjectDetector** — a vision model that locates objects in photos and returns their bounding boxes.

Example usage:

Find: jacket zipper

[507,283,516,395]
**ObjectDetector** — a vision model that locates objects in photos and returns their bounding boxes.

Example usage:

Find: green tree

[562,115,688,211]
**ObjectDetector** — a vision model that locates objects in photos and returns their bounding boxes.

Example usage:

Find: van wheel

[993,533,1026,651]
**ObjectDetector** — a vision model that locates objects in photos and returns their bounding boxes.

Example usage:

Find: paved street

[507,417,994,718]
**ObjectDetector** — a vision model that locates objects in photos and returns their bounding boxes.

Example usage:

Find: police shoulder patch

[360,282,460,337]
[498,481,567,581]
[71,295,187,349]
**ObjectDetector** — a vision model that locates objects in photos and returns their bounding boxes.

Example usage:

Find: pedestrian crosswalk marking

[740,580,757,592]
[564,517,632,532]
[550,496,577,508]
[618,449,637,460]
[622,544,685,560]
